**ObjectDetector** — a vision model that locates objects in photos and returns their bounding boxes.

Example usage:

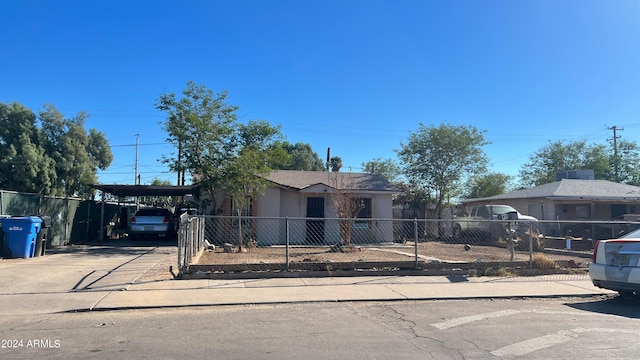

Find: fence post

[528,222,533,269]
[414,218,419,270]
[177,218,184,274]
[285,217,290,272]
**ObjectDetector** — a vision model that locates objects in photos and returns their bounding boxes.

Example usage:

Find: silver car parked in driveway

[129,207,175,240]
[589,227,640,297]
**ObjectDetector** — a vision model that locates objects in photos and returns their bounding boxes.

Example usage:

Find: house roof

[464,179,640,203]
[265,170,399,192]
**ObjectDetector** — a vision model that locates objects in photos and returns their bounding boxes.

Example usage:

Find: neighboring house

[462,179,640,237]
[219,170,399,245]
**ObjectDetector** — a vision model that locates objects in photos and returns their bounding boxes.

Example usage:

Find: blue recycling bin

[0,216,42,258]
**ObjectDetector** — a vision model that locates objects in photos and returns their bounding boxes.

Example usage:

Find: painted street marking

[432,309,599,331]
[491,330,576,357]
[491,328,640,357]
[572,327,640,335]
[431,310,521,330]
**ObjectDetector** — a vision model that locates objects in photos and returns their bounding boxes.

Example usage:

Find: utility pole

[177,140,182,186]
[135,134,140,209]
[135,134,140,185]
[608,125,623,182]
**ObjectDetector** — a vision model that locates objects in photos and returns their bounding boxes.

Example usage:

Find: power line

[110,142,169,148]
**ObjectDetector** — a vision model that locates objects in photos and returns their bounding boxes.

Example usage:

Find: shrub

[483,267,514,277]
[532,254,558,269]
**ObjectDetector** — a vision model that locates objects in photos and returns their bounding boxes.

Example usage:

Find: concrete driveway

[0,242,177,315]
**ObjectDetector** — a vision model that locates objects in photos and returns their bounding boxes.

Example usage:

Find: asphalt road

[1,296,638,359]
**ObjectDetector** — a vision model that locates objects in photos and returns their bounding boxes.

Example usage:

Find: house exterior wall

[539,199,554,221]
[253,188,395,245]
[257,188,280,217]
[256,188,282,245]
[374,194,394,242]
[282,190,303,217]
[374,194,393,218]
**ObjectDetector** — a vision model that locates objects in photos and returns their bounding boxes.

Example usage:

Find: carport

[91,184,199,241]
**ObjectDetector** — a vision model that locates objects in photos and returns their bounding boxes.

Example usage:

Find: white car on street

[589,228,640,297]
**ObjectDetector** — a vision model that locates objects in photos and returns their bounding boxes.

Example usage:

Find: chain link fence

[178,215,640,277]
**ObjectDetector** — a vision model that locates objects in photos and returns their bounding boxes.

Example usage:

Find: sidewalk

[90,274,614,310]
[0,244,615,316]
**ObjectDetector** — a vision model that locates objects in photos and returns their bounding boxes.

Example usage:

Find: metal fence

[0,190,88,247]
[177,213,206,273]
[178,216,638,276]
[0,190,129,247]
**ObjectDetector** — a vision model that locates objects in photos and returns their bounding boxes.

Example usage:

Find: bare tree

[329,172,364,250]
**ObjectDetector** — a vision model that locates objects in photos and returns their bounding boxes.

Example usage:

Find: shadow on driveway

[43,239,177,257]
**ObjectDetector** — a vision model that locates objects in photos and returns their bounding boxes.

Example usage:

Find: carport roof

[91,184,198,197]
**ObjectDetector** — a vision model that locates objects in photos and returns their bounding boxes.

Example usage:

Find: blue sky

[1,0,639,186]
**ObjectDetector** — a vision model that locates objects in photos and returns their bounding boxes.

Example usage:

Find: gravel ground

[195,241,590,268]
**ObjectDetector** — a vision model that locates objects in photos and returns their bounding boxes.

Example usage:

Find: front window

[357,198,372,219]
[354,198,372,229]
[576,205,590,220]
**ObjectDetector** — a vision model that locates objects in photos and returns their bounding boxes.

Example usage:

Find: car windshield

[488,206,517,215]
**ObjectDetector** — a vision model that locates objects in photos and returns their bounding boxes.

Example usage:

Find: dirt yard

[195,241,590,269]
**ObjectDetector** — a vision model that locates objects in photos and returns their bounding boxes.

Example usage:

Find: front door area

[306,197,325,244]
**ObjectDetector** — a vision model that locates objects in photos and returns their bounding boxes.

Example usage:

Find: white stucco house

[218,170,399,245]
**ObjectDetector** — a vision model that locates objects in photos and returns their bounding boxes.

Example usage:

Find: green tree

[0,102,57,194]
[275,142,325,171]
[518,140,609,187]
[156,82,283,249]
[362,158,401,183]
[224,119,286,226]
[611,139,640,185]
[464,172,511,199]
[0,102,112,196]
[39,104,113,197]
[139,178,174,207]
[156,81,238,208]
[397,123,489,218]
[393,182,431,217]
[330,156,343,172]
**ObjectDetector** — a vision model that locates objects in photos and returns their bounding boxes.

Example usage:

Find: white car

[129,207,175,240]
[589,228,640,297]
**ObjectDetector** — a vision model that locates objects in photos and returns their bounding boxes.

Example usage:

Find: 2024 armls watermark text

[2,339,61,349]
